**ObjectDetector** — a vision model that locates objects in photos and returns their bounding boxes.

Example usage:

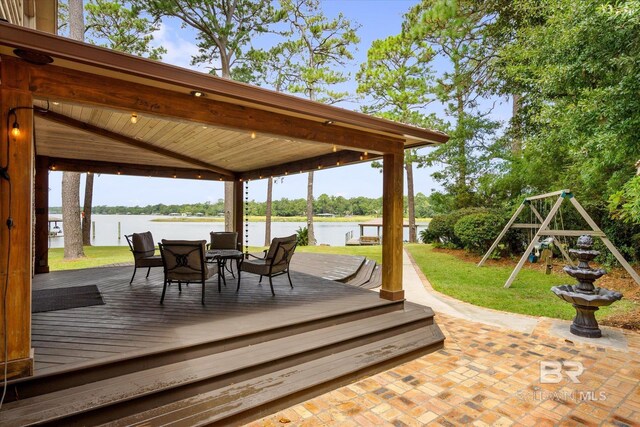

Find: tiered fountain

[551,235,623,338]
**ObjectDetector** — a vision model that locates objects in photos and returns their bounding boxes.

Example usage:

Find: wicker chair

[158,240,218,304]
[124,231,164,285]
[240,234,297,296]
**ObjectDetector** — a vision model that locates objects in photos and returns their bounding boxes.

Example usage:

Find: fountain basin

[551,285,622,307]
[562,266,606,283]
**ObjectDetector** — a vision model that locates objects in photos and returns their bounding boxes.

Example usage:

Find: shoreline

[150,216,432,223]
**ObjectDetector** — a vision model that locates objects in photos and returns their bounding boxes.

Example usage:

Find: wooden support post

[233,180,244,251]
[0,57,34,379]
[569,197,640,285]
[478,202,526,267]
[380,152,404,301]
[34,155,49,274]
[504,195,564,288]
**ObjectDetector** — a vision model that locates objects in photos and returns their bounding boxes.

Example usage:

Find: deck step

[362,264,382,290]
[111,326,444,427]
[0,304,443,426]
[345,259,377,288]
[5,297,404,403]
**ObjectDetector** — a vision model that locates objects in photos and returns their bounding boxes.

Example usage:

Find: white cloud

[151,22,209,73]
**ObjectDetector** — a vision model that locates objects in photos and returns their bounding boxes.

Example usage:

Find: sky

[48,0,512,207]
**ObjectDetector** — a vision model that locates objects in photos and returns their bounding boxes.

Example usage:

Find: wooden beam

[35,110,234,177]
[239,150,381,181]
[380,152,404,301]
[26,63,405,155]
[0,24,448,145]
[46,157,230,181]
[233,180,244,252]
[34,155,49,274]
[0,56,34,379]
[511,223,541,229]
[539,230,606,237]
[524,189,571,201]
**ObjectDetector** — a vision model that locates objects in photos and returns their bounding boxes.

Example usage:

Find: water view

[48,215,427,248]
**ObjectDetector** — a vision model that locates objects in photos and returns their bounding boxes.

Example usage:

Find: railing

[345,230,354,244]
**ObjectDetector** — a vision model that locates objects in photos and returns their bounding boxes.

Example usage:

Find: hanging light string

[245,180,249,257]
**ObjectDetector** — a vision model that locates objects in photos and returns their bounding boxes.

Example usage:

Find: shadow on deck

[2,261,444,426]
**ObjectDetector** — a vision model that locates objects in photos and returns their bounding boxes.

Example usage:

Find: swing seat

[528,252,538,263]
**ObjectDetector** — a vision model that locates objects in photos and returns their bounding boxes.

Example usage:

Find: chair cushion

[132,231,156,259]
[241,259,269,275]
[265,234,297,260]
[137,254,163,267]
[210,232,238,250]
[160,240,209,281]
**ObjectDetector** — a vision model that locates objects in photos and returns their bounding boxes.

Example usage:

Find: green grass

[48,244,382,271]
[49,246,133,271]
[405,244,635,321]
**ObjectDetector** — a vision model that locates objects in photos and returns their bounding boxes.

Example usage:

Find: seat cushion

[137,255,163,268]
[241,259,269,275]
[132,231,156,259]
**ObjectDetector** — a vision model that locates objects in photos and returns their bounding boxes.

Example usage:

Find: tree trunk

[265,178,272,246]
[62,0,85,259]
[82,172,94,245]
[405,160,416,243]
[306,171,315,245]
[511,93,522,153]
[62,172,84,259]
[224,182,233,231]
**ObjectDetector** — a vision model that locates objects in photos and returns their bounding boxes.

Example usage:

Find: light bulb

[130,113,138,124]
[10,122,20,138]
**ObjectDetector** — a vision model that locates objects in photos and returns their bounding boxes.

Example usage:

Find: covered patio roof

[0,23,447,181]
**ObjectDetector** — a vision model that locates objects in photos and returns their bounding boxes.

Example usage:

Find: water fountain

[551,235,623,338]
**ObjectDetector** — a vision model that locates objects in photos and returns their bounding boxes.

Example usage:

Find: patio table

[206,249,244,292]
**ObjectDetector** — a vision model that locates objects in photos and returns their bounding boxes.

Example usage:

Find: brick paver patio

[250,314,640,426]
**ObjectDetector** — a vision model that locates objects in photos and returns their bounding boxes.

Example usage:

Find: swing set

[478,189,640,288]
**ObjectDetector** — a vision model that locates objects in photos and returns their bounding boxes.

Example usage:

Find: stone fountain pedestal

[551,235,622,338]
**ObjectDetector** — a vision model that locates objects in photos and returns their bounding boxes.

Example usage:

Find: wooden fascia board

[0,23,448,144]
[35,110,235,177]
[239,150,382,181]
[25,62,404,155]
[45,157,229,181]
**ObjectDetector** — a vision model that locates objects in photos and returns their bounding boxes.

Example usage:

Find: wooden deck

[31,265,380,374]
[1,258,443,426]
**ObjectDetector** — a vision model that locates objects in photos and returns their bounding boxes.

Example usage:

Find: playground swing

[478,189,640,288]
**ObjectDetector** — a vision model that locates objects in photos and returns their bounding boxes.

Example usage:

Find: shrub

[422,208,491,247]
[454,212,503,253]
[296,226,309,246]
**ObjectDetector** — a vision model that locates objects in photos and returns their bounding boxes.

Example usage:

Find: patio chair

[240,234,297,296]
[125,231,164,285]
[158,239,218,304]
[208,231,239,277]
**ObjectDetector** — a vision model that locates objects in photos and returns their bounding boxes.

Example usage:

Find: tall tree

[357,33,438,242]
[140,0,284,232]
[62,0,85,259]
[85,0,167,59]
[59,0,167,245]
[406,0,499,209]
[276,0,360,245]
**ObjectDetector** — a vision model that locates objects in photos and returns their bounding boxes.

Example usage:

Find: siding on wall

[0,0,24,26]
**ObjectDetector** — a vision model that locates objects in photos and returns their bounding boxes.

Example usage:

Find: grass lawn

[405,244,636,323]
[48,244,383,271]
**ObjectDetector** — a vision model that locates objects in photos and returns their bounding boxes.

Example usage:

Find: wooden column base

[2,352,34,380]
[379,289,405,301]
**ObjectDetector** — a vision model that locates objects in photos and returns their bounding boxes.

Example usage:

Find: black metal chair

[240,234,297,296]
[158,240,218,304]
[124,231,164,285]
[208,231,239,277]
